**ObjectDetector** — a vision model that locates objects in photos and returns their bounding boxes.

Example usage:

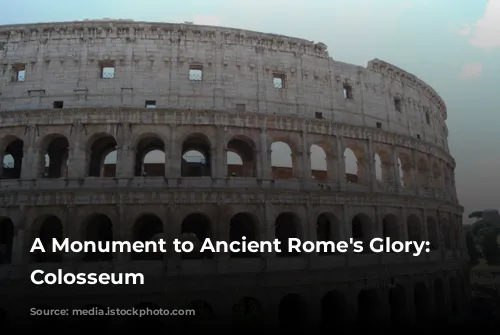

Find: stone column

[167,125,181,178]
[336,137,346,190]
[20,125,36,179]
[367,140,376,191]
[301,130,311,180]
[391,145,401,193]
[213,126,226,178]
[259,128,271,180]
[326,147,336,184]
[67,122,86,179]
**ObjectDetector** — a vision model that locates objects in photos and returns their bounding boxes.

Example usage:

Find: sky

[0,0,498,222]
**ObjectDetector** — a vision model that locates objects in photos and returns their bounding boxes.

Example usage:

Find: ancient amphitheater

[0,20,467,330]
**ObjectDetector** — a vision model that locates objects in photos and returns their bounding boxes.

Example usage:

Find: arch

[39,134,69,178]
[320,290,348,330]
[0,218,14,264]
[344,147,358,183]
[1,137,24,179]
[310,144,327,181]
[271,141,294,179]
[274,212,301,257]
[181,133,211,177]
[33,215,64,263]
[134,135,165,177]
[229,212,259,258]
[426,217,439,250]
[87,134,117,177]
[316,212,341,255]
[449,277,459,316]
[388,284,406,325]
[232,297,264,328]
[407,215,422,242]
[180,213,212,259]
[79,304,110,330]
[278,294,307,332]
[414,282,430,322]
[439,217,452,249]
[28,305,60,330]
[227,136,256,177]
[131,214,164,261]
[129,302,163,331]
[374,153,383,181]
[356,288,380,324]
[351,213,374,251]
[417,158,429,188]
[82,214,113,261]
[382,214,400,241]
[434,278,447,320]
[397,153,412,187]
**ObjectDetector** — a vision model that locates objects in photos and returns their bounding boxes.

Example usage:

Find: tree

[465,230,481,264]
[469,209,500,265]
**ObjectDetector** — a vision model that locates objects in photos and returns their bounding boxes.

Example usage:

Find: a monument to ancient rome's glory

[0,20,466,329]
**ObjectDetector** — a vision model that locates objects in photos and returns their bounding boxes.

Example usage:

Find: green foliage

[469,210,500,265]
[466,231,481,265]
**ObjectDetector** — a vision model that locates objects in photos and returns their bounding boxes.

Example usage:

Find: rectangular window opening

[416,134,421,139]
[343,84,353,99]
[425,111,430,125]
[189,65,203,82]
[100,61,116,79]
[315,112,323,119]
[235,104,246,112]
[53,101,64,109]
[12,64,26,82]
[394,97,402,112]
[376,122,382,129]
[145,100,156,109]
[273,73,286,89]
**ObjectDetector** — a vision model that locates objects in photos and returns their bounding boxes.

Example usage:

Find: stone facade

[0,20,466,329]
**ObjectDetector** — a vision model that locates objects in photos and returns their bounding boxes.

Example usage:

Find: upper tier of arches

[0,21,449,151]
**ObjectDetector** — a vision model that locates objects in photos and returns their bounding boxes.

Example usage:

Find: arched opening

[33,215,64,263]
[129,302,163,331]
[274,212,301,257]
[432,163,442,189]
[417,158,429,189]
[232,297,263,329]
[0,218,14,264]
[229,213,259,258]
[389,285,406,325]
[320,290,348,331]
[351,213,373,252]
[227,137,256,177]
[1,137,24,179]
[414,282,430,322]
[426,217,439,250]
[131,214,164,261]
[374,153,383,181]
[87,134,117,177]
[278,294,307,332]
[439,218,452,249]
[382,214,400,242]
[83,214,113,261]
[28,305,59,330]
[181,133,211,177]
[356,289,380,324]
[397,154,412,188]
[40,135,69,178]
[407,215,422,243]
[134,136,165,177]
[271,141,294,179]
[449,277,459,316]
[434,278,447,321]
[316,213,340,255]
[344,147,358,183]
[180,213,212,259]
[79,304,110,330]
[310,144,327,181]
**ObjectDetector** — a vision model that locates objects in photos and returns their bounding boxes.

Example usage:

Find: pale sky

[1,0,499,222]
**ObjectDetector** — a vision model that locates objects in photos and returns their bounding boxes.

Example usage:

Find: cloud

[457,24,471,36]
[192,14,221,26]
[467,0,500,49]
[458,63,483,79]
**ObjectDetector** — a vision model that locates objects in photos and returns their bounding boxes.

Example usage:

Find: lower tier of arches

[0,265,470,332]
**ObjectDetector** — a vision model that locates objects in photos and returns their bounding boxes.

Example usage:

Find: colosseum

[0,20,467,331]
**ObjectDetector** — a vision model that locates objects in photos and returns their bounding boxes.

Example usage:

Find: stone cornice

[0,107,456,167]
[367,59,447,120]
[0,20,329,59]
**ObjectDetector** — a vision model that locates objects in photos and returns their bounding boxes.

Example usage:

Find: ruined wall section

[0,21,448,151]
